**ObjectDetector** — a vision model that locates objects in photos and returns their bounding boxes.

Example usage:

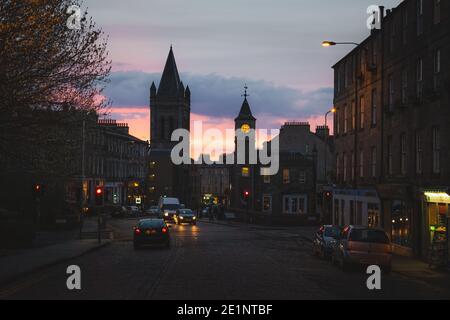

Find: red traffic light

[244,191,250,197]
[95,187,103,195]
[35,184,41,192]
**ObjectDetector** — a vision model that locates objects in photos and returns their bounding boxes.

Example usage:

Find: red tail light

[134,228,141,235]
[162,227,168,233]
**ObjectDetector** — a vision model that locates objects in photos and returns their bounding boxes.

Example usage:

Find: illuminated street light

[322,41,359,47]
[322,41,336,47]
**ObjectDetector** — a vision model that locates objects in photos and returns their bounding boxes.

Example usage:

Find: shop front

[421,191,450,266]
[377,184,414,257]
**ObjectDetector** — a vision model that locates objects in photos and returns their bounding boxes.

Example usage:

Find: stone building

[256,122,332,224]
[147,47,191,206]
[332,0,449,259]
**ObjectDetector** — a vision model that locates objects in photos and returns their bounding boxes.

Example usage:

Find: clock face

[241,124,251,133]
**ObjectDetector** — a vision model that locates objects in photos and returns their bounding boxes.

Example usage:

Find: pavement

[0,217,112,287]
[0,239,111,287]
[0,217,449,299]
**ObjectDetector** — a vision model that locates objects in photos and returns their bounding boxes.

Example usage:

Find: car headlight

[164,212,169,217]
[180,216,184,219]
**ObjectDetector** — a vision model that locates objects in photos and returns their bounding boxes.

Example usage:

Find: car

[174,209,197,225]
[159,197,181,222]
[124,206,140,217]
[133,219,170,249]
[331,225,392,273]
[312,225,341,259]
[145,206,159,217]
[201,207,209,218]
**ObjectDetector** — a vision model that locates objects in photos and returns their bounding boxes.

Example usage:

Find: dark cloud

[105,71,333,120]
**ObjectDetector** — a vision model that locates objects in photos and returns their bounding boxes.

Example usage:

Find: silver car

[312,225,341,259]
[331,225,392,273]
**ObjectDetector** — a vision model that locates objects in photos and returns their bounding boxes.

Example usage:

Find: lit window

[283,169,290,184]
[263,195,272,212]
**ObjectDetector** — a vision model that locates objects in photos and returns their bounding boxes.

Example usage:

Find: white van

[158,197,180,221]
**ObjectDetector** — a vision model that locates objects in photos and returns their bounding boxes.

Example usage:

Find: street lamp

[325,107,336,128]
[322,41,360,47]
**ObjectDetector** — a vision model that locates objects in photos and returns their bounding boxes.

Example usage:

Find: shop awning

[424,192,450,204]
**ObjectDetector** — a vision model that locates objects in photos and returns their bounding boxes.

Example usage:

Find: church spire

[235,84,256,121]
[157,46,182,97]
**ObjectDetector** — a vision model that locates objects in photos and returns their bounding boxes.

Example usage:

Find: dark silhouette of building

[148,47,191,205]
[259,122,333,224]
[332,0,449,260]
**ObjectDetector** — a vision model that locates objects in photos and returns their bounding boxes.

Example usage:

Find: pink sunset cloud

[109,106,333,161]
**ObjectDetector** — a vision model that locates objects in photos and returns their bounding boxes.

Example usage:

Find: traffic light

[243,190,250,199]
[33,184,44,198]
[95,186,104,206]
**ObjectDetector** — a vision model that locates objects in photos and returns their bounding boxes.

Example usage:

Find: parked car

[312,225,341,259]
[145,206,159,217]
[201,207,210,218]
[174,209,197,225]
[331,225,392,273]
[124,206,140,217]
[133,219,170,249]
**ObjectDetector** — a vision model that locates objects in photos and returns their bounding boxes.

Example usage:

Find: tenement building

[332,0,449,259]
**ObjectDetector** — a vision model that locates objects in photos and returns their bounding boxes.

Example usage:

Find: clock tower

[231,85,257,212]
[234,85,256,158]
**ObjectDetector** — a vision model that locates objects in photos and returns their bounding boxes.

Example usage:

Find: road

[1,219,450,300]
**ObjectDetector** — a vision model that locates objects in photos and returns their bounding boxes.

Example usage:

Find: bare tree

[0,0,111,177]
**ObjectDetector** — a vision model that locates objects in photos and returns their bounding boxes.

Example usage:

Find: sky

[85,0,402,151]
